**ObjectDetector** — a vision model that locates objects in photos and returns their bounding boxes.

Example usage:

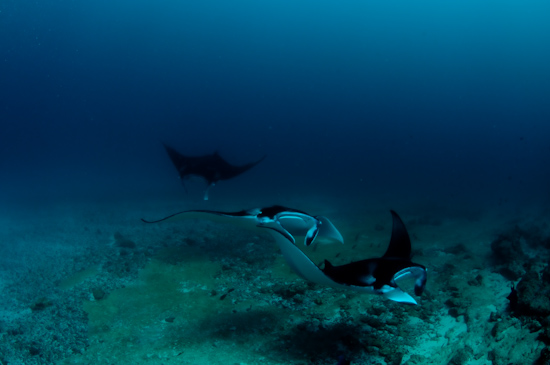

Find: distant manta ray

[142,206,427,304]
[163,143,266,200]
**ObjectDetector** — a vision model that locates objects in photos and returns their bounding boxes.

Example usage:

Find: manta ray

[142,206,427,304]
[318,210,427,304]
[163,143,266,200]
[142,205,343,247]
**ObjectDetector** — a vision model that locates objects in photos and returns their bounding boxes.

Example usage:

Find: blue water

[1,0,549,209]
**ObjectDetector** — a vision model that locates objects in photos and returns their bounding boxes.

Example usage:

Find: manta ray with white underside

[142,206,427,304]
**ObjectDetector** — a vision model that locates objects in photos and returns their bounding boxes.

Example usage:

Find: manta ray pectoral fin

[384,210,412,259]
[270,231,340,287]
[141,210,258,231]
[141,210,212,224]
[383,288,417,304]
[317,216,344,244]
[141,210,227,224]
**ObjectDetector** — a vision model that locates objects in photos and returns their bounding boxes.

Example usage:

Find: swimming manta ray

[263,209,426,304]
[163,143,266,200]
[142,207,427,304]
[320,210,427,304]
[142,205,343,247]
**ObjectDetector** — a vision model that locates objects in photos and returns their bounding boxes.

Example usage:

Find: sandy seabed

[0,193,548,365]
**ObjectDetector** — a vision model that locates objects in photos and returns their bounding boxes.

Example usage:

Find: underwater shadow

[271,321,373,363]
[187,308,379,364]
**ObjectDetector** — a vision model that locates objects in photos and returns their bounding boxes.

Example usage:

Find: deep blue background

[1,0,549,209]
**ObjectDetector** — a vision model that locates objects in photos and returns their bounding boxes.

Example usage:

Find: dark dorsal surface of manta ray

[276,210,426,304]
[317,210,427,304]
[141,205,344,247]
[163,143,266,200]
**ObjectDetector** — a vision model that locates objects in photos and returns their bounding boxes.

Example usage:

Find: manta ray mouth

[394,267,428,296]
